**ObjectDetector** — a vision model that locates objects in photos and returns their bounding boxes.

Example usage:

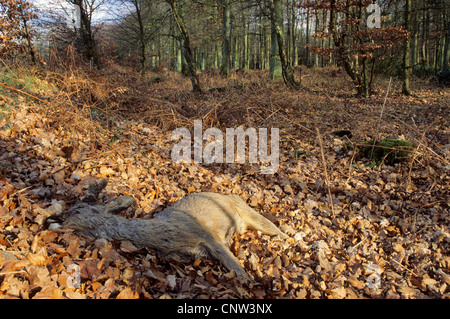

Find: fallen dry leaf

[116,287,139,299]
[26,253,51,266]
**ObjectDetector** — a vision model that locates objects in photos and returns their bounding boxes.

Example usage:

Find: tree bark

[133,0,147,77]
[220,0,231,77]
[291,2,298,67]
[18,3,36,65]
[270,14,282,79]
[73,0,101,69]
[270,0,298,88]
[305,8,310,67]
[169,0,201,93]
[402,0,412,95]
[443,22,450,72]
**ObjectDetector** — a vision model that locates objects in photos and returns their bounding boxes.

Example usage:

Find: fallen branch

[316,127,336,217]
[0,82,49,104]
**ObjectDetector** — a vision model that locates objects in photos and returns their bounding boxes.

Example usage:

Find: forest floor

[0,61,449,299]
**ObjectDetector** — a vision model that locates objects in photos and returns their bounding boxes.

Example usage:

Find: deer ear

[81,178,108,203]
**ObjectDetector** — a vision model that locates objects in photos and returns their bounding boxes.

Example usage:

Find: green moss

[358,138,416,166]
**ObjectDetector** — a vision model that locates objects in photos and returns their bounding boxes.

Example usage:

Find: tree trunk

[291,1,298,67]
[220,0,231,77]
[169,0,201,93]
[421,7,430,68]
[232,33,238,69]
[305,8,310,67]
[73,0,101,70]
[133,0,146,77]
[270,16,282,79]
[443,22,450,72]
[357,0,370,97]
[270,0,298,88]
[402,0,411,95]
[362,58,369,98]
[263,24,269,69]
[243,20,249,69]
[313,10,319,67]
[19,4,36,65]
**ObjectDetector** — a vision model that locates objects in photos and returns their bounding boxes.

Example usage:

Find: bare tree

[113,0,168,77]
[402,0,412,95]
[167,0,201,92]
[270,0,298,88]
[0,0,38,63]
[220,0,231,77]
[65,0,109,69]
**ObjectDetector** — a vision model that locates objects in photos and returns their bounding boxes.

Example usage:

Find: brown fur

[46,179,287,280]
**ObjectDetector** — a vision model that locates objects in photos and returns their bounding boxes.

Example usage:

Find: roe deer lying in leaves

[45,179,288,280]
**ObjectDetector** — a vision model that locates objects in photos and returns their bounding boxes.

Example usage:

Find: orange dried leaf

[67,239,82,258]
[116,287,139,299]
[26,253,50,266]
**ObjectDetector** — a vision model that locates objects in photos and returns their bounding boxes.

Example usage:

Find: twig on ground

[369,77,392,160]
[0,82,49,104]
[316,127,336,218]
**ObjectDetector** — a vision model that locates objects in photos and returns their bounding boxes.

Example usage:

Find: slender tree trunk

[19,4,36,65]
[258,14,263,69]
[179,39,186,74]
[357,0,369,97]
[169,0,201,93]
[402,0,412,95]
[421,7,430,68]
[412,33,418,67]
[232,33,238,69]
[313,10,319,67]
[215,42,221,69]
[270,15,282,79]
[291,2,298,67]
[263,24,269,69]
[220,0,231,77]
[329,1,364,96]
[321,9,326,67]
[434,36,441,72]
[305,8,310,67]
[243,20,249,69]
[271,0,298,88]
[133,0,146,77]
[362,58,369,98]
[443,22,450,72]
[286,2,292,66]
[73,0,101,70]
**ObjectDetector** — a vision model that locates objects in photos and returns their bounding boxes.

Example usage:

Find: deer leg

[104,196,135,214]
[204,241,253,281]
[244,211,289,239]
[230,196,288,239]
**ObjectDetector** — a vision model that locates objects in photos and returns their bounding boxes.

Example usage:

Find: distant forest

[2,0,450,95]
